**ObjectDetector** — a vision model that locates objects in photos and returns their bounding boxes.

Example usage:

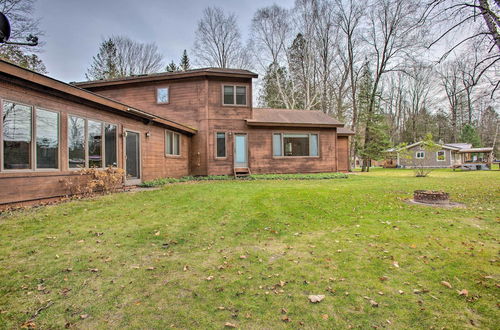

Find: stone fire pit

[414,190,450,204]
[407,190,465,208]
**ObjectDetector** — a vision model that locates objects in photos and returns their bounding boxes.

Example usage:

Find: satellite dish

[0,12,11,43]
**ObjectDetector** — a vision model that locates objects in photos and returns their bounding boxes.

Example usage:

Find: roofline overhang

[0,60,197,135]
[74,70,258,89]
[337,132,355,136]
[246,120,342,128]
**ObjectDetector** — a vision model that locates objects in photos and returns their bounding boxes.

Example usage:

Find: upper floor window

[223,85,247,106]
[436,150,446,161]
[273,133,319,157]
[2,101,60,170]
[157,87,169,104]
[416,151,425,159]
[166,130,180,156]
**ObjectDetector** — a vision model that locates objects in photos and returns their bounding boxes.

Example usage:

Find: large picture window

[2,101,32,169]
[216,132,226,158]
[273,133,319,157]
[36,109,59,169]
[166,130,180,156]
[68,116,117,169]
[223,85,247,105]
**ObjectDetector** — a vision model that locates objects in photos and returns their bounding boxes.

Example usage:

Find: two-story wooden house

[0,60,353,207]
[75,68,354,177]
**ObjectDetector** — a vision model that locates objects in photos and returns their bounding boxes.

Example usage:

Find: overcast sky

[35,0,295,82]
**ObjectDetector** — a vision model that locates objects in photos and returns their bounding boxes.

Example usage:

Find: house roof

[458,147,494,153]
[337,127,355,136]
[445,143,472,149]
[246,108,343,128]
[0,60,197,135]
[390,141,460,152]
[73,68,258,88]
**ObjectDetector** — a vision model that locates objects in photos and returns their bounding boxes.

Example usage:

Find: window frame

[221,84,248,106]
[436,150,446,162]
[165,130,181,157]
[156,86,170,104]
[0,99,63,173]
[415,151,425,159]
[67,114,118,170]
[34,107,60,171]
[272,132,320,158]
[215,132,227,159]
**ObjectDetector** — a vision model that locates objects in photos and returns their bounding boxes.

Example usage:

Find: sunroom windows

[68,115,117,169]
[272,133,319,157]
[2,101,59,170]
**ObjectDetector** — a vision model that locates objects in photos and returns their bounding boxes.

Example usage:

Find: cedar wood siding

[398,144,452,168]
[0,79,190,205]
[84,78,209,176]
[81,75,345,176]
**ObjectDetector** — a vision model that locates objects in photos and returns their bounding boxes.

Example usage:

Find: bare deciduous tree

[86,36,164,80]
[193,7,250,69]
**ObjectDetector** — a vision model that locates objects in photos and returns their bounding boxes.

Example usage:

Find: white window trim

[165,130,181,157]
[272,132,320,158]
[436,150,446,162]
[416,151,425,159]
[156,86,170,104]
[222,85,247,106]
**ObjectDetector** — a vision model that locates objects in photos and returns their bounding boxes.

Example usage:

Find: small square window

[157,87,169,104]
[436,150,446,161]
[416,151,425,159]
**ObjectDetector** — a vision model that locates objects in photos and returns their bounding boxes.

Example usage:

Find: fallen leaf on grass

[146,267,155,271]
[458,289,468,296]
[206,276,214,281]
[183,265,189,271]
[281,315,291,322]
[392,261,399,268]
[321,314,329,320]
[379,276,389,282]
[239,255,247,259]
[80,314,89,319]
[224,322,237,328]
[370,300,379,307]
[20,321,36,328]
[441,281,452,289]
[308,295,325,303]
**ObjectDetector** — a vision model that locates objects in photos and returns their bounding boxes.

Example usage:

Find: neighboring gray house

[387,142,494,169]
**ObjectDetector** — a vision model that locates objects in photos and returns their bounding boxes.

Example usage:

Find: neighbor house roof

[390,141,461,152]
[73,68,258,88]
[445,143,472,149]
[246,108,343,128]
[0,60,197,135]
[458,147,494,153]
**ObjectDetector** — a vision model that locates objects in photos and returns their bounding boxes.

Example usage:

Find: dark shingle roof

[74,68,258,88]
[246,108,343,128]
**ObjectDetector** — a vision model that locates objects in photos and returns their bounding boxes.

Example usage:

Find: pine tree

[0,45,47,73]
[459,124,482,147]
[166,61,179,72]
[85,39,118,80]
[356,62,390,171]
[179,50,190,71]
[260,63,289,108]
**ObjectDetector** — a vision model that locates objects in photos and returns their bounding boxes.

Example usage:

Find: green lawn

[0,169,498,329]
